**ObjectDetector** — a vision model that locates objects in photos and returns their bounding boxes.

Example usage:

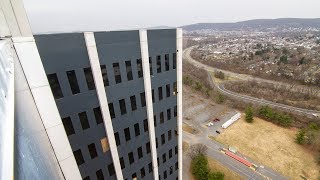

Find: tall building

[0,0,182,180]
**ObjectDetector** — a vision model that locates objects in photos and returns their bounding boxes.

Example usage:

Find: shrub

[214,71,225,80]
[295,130,306,144]
[245,106,254,123]
[191,154,209,180]
[258,106,293,127]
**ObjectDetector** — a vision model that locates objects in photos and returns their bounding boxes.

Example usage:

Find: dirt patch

[183,141,189,153]
[183,123,199,134]
[215,116,320,179]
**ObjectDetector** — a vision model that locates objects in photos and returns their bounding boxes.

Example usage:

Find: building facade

[33,29,182,180]
[0,1,182,179]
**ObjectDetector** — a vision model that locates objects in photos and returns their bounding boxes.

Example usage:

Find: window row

[108,84,177,119]
[73,137,109,167]
[155,131,178,149]
[62,107,104,136]
[153,106,177,127]
[48,54,177,100]
[113,106,177,147]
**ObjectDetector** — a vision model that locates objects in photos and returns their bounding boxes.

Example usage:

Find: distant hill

[182,18,320,31]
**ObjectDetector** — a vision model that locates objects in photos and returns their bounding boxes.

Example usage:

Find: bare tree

[188,143,208,159]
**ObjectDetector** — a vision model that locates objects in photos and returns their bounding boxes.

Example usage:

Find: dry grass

[183,123,199,134]
[208,157,244,180]
[215,116,320,179]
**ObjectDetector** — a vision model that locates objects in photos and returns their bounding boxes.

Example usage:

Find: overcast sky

[23,0,320,33]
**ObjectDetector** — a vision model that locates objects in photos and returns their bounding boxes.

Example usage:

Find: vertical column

[84,32,124,180]
[139,29,159,180]
[13,37,82,180]
[176,28,183,180]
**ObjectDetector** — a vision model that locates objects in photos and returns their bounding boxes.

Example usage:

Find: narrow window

[154,115,157,127]
[119,99,127,115]
[138,147,143,159]
[143,119,148,132]
[156,138,158,148]
[146,142,151,154]
[175,146,178,154]
[169,149,173,158]
[152,89,155,103]
[101,137,109,153]
[158,87,163,101]
[157,55,161,73]
[148,162,152,173]
[83,176,90,180]
[78,112,90,130]
[168,130,172,141]
[140,167,145,178]
[96,169,104,180]
[162,153,166,163]
[73,149,85,165]
[160,112,164,124]
[149,57,153,75]
[167,109,171,120]
[140,92,146,107]
[100,65,109,86]
[130,95,137,111]
[113,63,122,84]
[114,132,120,146]
[134,123,140,137]
[125,61,133,81]
[84,67,95,90]
[66,70,80,94]
[128,152,134,164]
[108,163,115,176]
[164,170,167,179]
[62,117,75,136]
[93,107,103,124]
[173,53,177,69]
[173,82,177,95]
[157,157,159,166]
[170,166,173,174]
[47,73,63,99]
[165,54,169,71]
[166,84,170,97]
[137,59,143,78]
[119,157,125,169]
[124,127,131,141]
[175,162,178,170]
[109,103,115,119]
[88,143,98,159]
[161,134,165,145]
[174,106,177,117]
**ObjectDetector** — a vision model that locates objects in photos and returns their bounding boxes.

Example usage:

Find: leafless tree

[188,143,208,159]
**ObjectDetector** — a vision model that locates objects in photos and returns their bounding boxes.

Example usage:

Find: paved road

[184,46,320,117]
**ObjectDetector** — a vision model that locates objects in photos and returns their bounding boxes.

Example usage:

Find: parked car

[216,130,221,134]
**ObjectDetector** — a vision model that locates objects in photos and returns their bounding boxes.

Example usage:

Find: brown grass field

[183,122,199,134]
[215,116,320,179]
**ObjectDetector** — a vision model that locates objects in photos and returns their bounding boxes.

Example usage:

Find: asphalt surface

[183,46,320,117]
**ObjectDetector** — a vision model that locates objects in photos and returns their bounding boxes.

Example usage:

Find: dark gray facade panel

[95,31,154,179]
[35,33,115,180]
[147,29,179,180]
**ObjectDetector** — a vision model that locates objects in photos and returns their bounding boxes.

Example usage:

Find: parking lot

[183,86,239,137]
